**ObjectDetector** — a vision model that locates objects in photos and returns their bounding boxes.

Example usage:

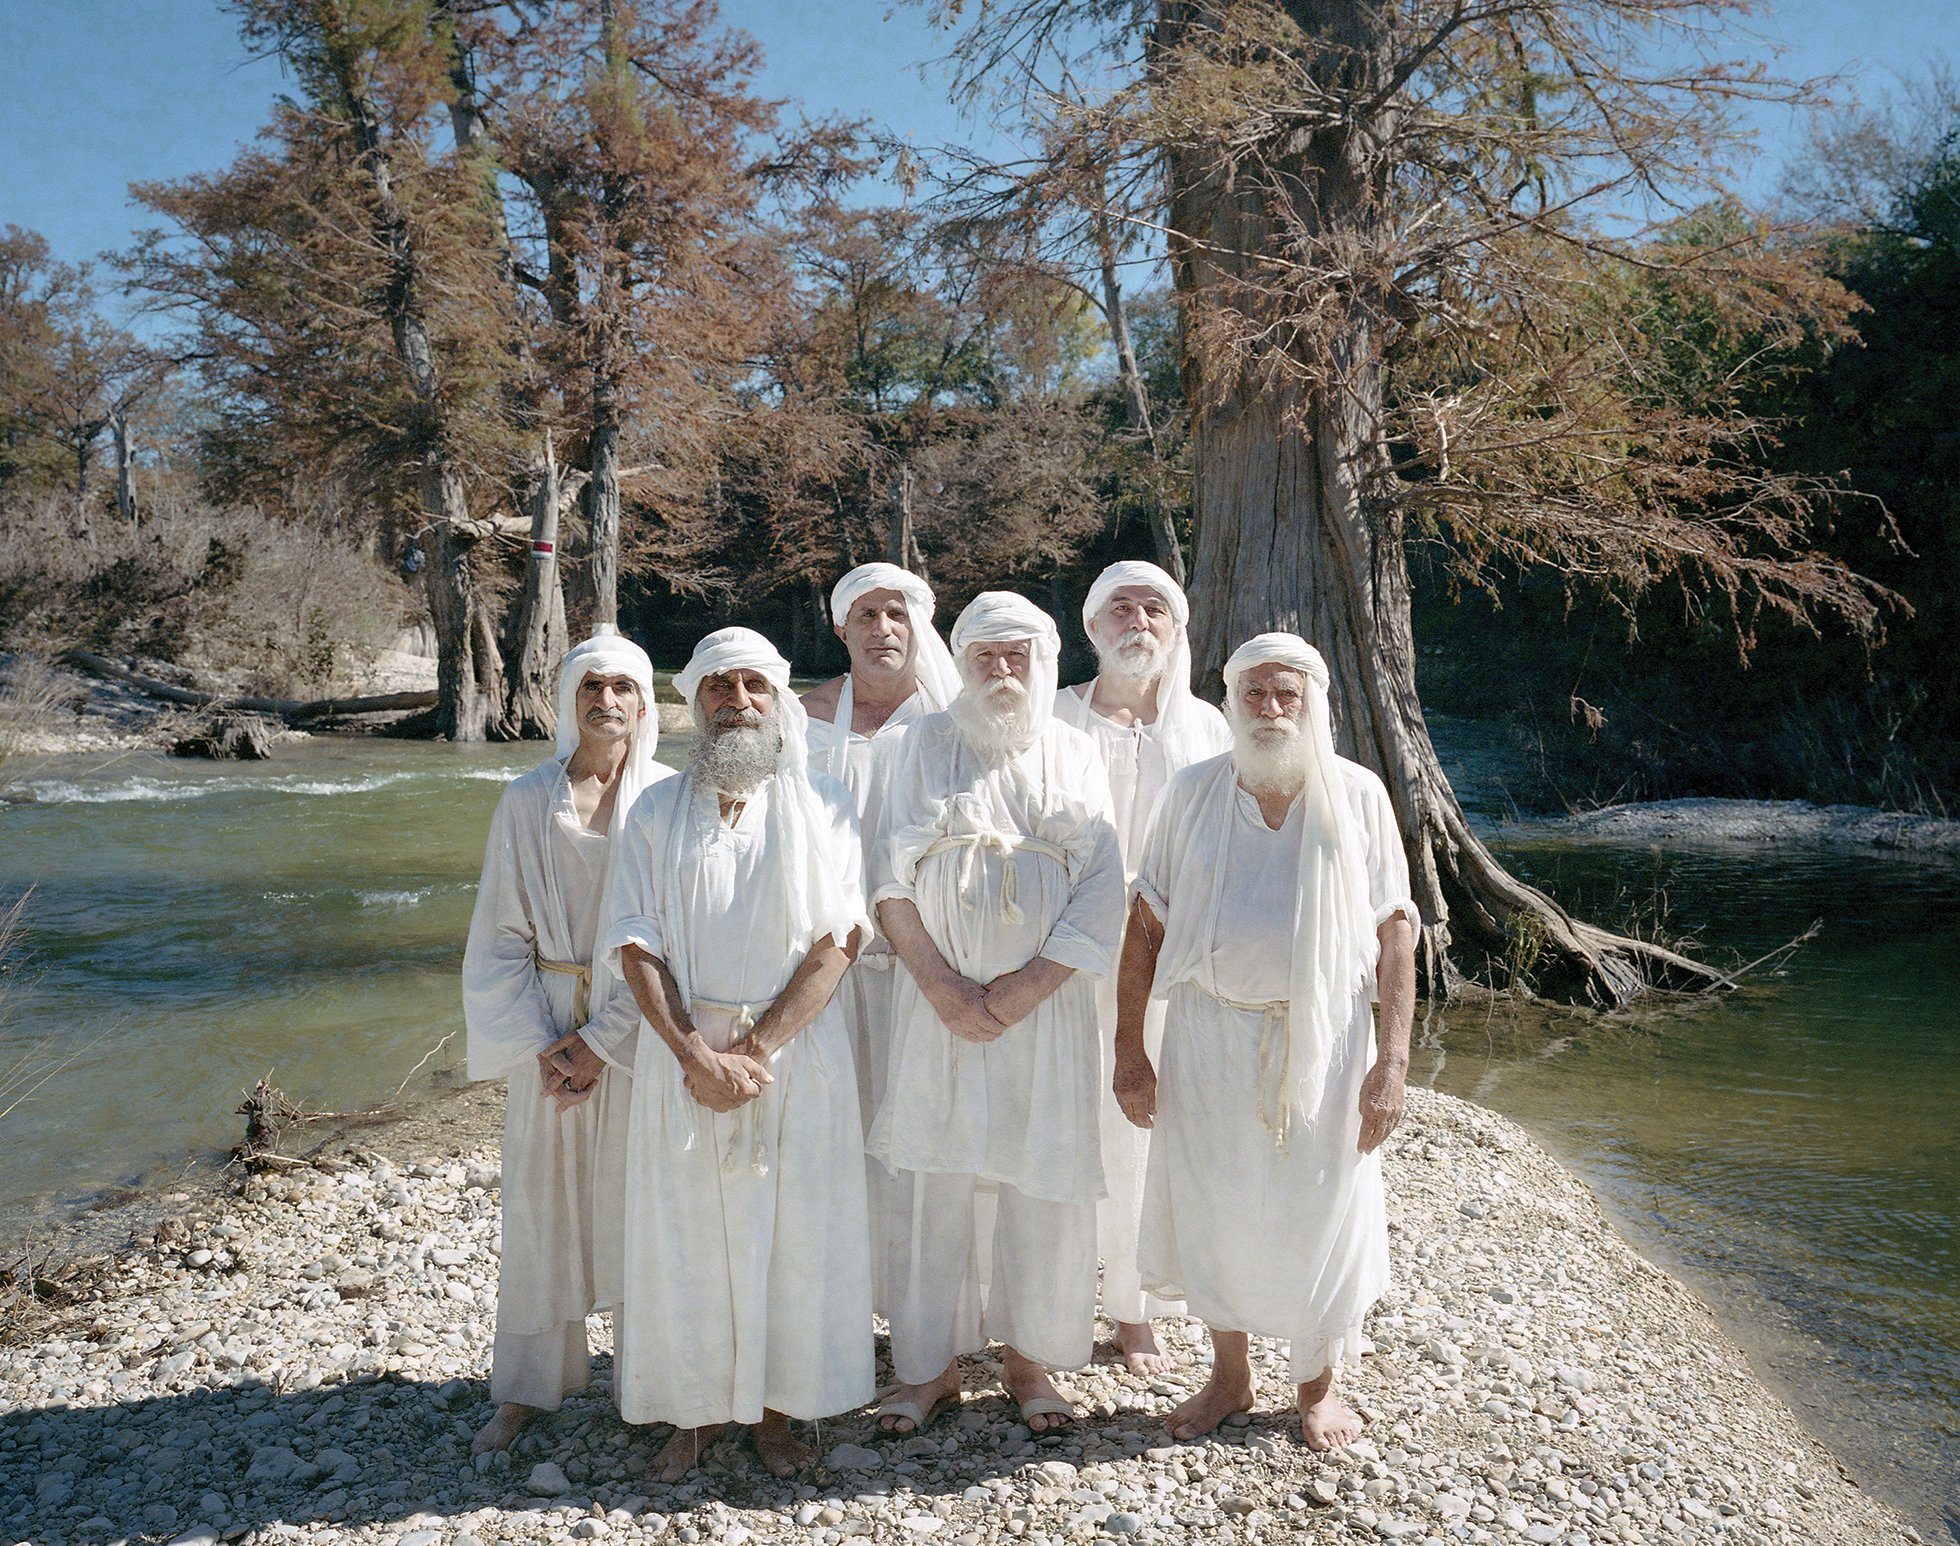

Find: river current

[1,737,1954,1533]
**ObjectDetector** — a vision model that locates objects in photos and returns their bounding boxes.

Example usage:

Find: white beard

[1230,713,1309,795]
[690,707,783,794]
[1092,628,1167,688]
[949,675,1037,765]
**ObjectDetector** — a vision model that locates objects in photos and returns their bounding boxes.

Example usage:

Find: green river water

[0,737,1954,1535]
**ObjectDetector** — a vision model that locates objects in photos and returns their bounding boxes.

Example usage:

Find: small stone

[398,1533,441,1546]
[1103,1513,1144,1535]
[899,1518,944,1534]
[1306,1478,1339,1506]
[571,1522,609,1540]
[528,1461,573,1495]
[826,1443,884,1471]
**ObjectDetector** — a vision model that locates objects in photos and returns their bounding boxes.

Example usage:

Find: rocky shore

[0,1089,1919,1546]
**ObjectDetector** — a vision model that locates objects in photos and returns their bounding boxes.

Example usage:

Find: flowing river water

[0,736,1954,1535]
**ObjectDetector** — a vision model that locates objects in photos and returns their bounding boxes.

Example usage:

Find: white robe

[1054,681,1231,1323]
[1133,753,1417,1381]
[462,760,671,1386]
[867,712,1123,1205]
[602,771,875,1427]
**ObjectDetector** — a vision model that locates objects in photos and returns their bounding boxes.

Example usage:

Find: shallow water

[0,738,1954,1532]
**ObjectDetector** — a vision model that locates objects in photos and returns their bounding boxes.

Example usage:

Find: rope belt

[533,952,592,1025]
[1205,988,1296,1151]
[690,997,774,1177]
[921,830,1070,925]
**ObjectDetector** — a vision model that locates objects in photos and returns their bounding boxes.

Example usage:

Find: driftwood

[62,650,437,725]
[169,711,277,761]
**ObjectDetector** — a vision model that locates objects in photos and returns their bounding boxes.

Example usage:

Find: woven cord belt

[920,830,1071,926]
[691,996,773,1177]
[533,952,592,1025]
[1206,988,1296,1151]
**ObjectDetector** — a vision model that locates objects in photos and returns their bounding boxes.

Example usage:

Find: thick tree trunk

[112,408,137,525]
[503,429,566,737]
[1166,0,1721,1006]
[421,465,501,742]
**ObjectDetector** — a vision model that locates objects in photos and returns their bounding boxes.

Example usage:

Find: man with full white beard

[803,563,960,1306]
[601,628,874,1481]
[461,628,672,1455]
[1054,561,1231,1376]
[1116,633,1418,1450]
[868,591,1123,1435]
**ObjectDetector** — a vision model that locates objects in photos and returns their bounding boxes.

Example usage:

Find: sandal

[875,1388,961,1436]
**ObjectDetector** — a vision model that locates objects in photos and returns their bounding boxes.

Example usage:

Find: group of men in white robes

[460,561,1418,1479]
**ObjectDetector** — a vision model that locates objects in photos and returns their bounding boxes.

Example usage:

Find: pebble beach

[0,1089,1922,1546]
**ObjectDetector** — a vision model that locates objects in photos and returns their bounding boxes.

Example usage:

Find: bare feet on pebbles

[654,1423,725,1483]
[1166,1368,1255,1440]
[1111,1319,1175,1377]
[749,1411,812,1476]
[471,1401,536,1455]
[1298,1368,1362,1451]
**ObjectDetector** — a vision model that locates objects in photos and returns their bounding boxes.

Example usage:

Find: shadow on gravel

[3,1343,1286,1544]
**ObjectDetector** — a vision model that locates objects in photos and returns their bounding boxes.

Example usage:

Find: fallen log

[61,650,438,725]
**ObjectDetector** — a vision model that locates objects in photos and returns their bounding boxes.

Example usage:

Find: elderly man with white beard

[462,627,672,1455]
[601,627,874,1482]
[804,563,960,1305]
[868,591,1124,1436]
[1055,560,1231,1376]
[1116,633,1418,1450]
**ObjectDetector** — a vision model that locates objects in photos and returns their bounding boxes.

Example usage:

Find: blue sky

[1,0,1953,310]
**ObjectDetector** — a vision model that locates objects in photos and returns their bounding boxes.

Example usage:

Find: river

[0,736,1954,1535]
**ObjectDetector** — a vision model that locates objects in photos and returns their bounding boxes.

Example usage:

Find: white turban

[1080,560,1216,750]
[554,626,662,1033]
[670,626,861,955]
[1221,632,1375,1147]
[951,590,1062,738]
[822,562,961,779]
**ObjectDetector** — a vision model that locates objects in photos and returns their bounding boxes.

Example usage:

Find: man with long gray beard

[868,591,1123,1436]
[601,628,874,1481]
[1054,561,1230,1376]
[1116,633,1418,1449]
[462,627,671,1454]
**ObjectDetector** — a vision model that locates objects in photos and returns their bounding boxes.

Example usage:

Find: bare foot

[1167,1368,1255,1441]
[1112,1320,1174,1378]
[1002,1346,1073,1433]
[654,1423,725,1483]
[1298,1382,1362,1451]
[750,1410,813,1477]
[876,1361,961,1436]
[472,1401,537,1455]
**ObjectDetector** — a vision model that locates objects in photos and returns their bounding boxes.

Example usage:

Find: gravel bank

[1542,799,1960,857]
[0,1089,1919,1546]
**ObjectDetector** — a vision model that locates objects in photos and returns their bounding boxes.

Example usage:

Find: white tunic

[602,771,875,1426]
[1133,754,1417,1374]
[867,713,1123,1205]
[1054,682,1231,1321]
[462,759,669,1337]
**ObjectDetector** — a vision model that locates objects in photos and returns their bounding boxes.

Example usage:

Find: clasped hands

[537,1030,605,1113]
[922,962,1054,1044]
[679,1030,775,1113]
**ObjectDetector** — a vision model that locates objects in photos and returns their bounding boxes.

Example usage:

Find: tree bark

[1165,0,1721,1006]
[321,2,503,740]
[112,407,137,524]
[1093,201,1184,585]
[503,427,566,737]
[586,375,622,630]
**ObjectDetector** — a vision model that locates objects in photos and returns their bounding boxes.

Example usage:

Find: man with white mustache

[1055,561,1231,1376]
[1116,633,1418,1450]
[461,628,672,1454]
[868,591,1123,1436]
[601,628,874,1481]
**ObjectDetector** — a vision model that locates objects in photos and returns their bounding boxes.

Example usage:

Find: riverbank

[0,1088,1920,1546]
[1542,799,1960,856]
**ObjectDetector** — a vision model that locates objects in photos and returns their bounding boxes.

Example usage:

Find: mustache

[711,706,767,730]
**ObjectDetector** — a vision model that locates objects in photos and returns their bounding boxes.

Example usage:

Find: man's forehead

[700,666,774,688]
[1240,662,1307,689]
[578,670,640,688]
[966,636,1033,651]
[1101,584,1172,611]
[852,587,910,612]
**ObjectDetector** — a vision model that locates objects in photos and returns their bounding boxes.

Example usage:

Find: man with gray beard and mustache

[1115,633,1418,1451]
[601,628,874,1482]
[1054,561,1230,1376]
[868,591,1123,1436]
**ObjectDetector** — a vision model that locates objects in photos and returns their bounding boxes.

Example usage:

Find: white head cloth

[671,627,861,963]
[1078,560,1216,752]
[950,590,1062,739]
[556,626,661,1021]
[1221,632,1376,1148]
[823,562,961,779]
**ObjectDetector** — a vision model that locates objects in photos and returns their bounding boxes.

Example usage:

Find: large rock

[169,712,275,760]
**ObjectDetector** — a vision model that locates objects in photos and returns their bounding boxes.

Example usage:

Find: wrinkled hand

[1112,1044,1157,1130]
[1357,1060,1407,1154]
[682,1041,773,1112]
[926,971,1006,1044]
[537,1030,604,1113]
[981,966,1048,1029]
